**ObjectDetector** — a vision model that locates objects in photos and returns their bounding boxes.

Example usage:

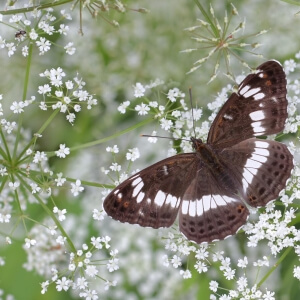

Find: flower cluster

[38,68,97,123]
[23,220,119,296]
[0,9,73,57]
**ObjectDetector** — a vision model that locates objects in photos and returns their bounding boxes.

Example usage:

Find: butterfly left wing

[207,60,287,148]
[103,153,198,228]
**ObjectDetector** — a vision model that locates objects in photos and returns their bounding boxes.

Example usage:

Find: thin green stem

[257,247,292,288]
[68,117,153,152]
[16,110,60,162]
[17,174,76,253]
[193,0,218,37]
[13,43,33,160]
[280,0,300,6]
[0,0,73,15]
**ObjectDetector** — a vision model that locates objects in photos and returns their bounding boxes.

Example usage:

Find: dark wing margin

[103,153,198,228]
[207,60,287,148]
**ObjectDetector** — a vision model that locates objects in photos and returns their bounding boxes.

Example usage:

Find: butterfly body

[103,60,293,244]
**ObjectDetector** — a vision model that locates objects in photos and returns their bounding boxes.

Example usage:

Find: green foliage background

[0,0,300,299]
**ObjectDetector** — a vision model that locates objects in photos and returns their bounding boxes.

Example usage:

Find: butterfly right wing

[207,60,287,148]
[103,153,198,228]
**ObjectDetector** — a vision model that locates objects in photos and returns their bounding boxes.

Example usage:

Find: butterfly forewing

[207,60,287,148]
[104,154,198,228]
[103,60,293,244]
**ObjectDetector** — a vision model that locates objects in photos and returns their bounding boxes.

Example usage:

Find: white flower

[55,173,66,186]
[64,42,76,55]
[160,118,173,130]
[29,29,38,40]
[92,209,105,221]
[25,238,36,248]
[56,277,70,291]
[106,145,119,153]
[71,179,84,196]
[209,280,218,292]
[30,183,41,194]
[126,148,140,161]
[10,101,25,113]
[118,100,130,114]
[38,84,51,95]
[53,206,67,221]
[107,258,119,272]
[104,280,117,290]
[85,265,99,278]
[41,281,49,294]
[135,102,150,115]
[76,277,88,290]
[55,144,70,158]
[171,255,182,268]
[6,42,16,57]
[8,181,20,191]
[133,82,145,98]
[36,37,51,54]
[33,151,48,163]
[179,269,192,279]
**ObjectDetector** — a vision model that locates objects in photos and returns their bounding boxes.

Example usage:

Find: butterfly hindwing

[178,168,249,244]
[207,60,287,148]
[218,138,293,207]
[103,154,199,228]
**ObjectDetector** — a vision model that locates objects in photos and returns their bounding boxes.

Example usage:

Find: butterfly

[103,60,293,244]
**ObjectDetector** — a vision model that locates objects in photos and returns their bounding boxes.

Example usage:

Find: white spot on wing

[244,87,261,98]
[131,177,142,187]
[189,201,196,217]
[132,180,144,197]
[239,85,250,95]
[136,192,145,203]
[254,148,270,156]
[162,165,169,176]
[250,110,265,121]
[196,199,204,216]
[250,153,268,163]
[166,194,178,208]
[255,141,269,148]
[182,200,189,214]
[258,73,264,78]
[242,168,254,192]
[251,121,265,133]
[254,93,265,100]
[113,189,120,195]
[245,159,262,169]
[154,190,166,207]
[223,114,233,120]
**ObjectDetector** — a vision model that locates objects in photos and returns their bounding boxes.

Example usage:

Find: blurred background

[0,0,300,299]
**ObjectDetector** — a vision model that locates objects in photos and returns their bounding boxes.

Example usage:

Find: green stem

[17,174,76,253]
[257,247,292,288]
[280,0,300,6]
[193,0,218,37]
[16,110,60,162]
[13,43,33,160]
[69,117,154,152]
[0,0,73,15]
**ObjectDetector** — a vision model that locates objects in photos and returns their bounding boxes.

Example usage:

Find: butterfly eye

[104,60,293,244]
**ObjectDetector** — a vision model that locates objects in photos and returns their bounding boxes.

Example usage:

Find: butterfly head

[191,137,203,151]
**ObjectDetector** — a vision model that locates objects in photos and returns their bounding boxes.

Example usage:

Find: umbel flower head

[183,2,266,82]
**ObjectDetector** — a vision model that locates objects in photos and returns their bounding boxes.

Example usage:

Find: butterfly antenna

[189,87,197,137]
[141,134,190,142]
